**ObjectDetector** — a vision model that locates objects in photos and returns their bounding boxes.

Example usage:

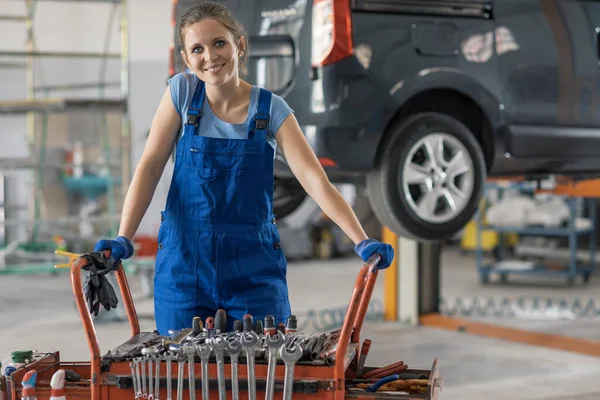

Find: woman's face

[181,18,243,86]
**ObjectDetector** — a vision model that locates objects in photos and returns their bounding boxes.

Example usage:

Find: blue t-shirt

[168,72,294,152]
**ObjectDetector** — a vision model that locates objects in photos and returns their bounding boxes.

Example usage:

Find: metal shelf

[0,98,127,114]
[0,0,130,270]
[0,50,121,58]
[475,184,597,286]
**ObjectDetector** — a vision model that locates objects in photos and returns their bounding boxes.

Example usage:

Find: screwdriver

[285,315,297,334]
[263,315,277,335]
[242,314,254,332]
[205,317,215,337]
[215,309,227,334]
[233,320,243,333]
[192,316,203,336]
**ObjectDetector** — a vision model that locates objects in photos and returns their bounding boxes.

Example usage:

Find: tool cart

[0,252,443,400]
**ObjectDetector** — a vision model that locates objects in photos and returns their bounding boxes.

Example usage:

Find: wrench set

[1,253,443,400]
[120,312,340,400]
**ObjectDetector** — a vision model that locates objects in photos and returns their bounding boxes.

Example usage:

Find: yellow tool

[54,250,81,269]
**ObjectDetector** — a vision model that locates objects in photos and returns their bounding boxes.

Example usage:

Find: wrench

[264,332,284,400]
[163,351,175,400]
[279,344,303,400]
[134,357,143,399]
[145,347,160,400]
[241,331,260,400]
[183,343,197,400]
[226,337,242,400]
[210,336,227,400]
[152,353,161,400]
[197,342,212,400]
[176,350,186,400]
[130,361,140,399]
[139,351,148,399]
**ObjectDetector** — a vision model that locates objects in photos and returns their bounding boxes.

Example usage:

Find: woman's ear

[238,36,246,57]
[180,50,191,69]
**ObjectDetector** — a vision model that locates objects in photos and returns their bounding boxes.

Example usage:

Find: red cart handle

[333,253,381,393]
[68,250,140,400]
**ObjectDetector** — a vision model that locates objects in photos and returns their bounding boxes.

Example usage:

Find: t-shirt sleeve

[167,72,194,117]
[269,93,294,136]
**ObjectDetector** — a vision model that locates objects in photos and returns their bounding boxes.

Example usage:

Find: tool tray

[3,254,443,400]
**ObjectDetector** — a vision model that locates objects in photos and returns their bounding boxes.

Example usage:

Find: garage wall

[0,0,174,241]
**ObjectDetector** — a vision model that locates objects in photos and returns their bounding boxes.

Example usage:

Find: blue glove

[354,239,395,270]
[93,236,134,264]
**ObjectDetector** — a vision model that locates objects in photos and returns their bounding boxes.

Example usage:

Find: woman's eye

[192,47,202,54]
[215,40,225,47]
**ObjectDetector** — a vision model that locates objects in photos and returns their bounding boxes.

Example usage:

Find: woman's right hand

[93,236,134,264]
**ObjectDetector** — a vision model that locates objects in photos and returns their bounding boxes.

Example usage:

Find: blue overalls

[153,80,291,335]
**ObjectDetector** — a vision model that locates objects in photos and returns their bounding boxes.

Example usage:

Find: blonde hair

[179,1,250,75]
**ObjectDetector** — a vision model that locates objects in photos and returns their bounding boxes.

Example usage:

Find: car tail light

[169,0,178,77]
[311,0,353,67]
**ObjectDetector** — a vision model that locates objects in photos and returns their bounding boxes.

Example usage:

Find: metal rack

[0,0,130,272]
[475,181,597,286]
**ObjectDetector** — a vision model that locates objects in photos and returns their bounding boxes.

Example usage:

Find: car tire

[273,176,308,219]
[367,112,486,242]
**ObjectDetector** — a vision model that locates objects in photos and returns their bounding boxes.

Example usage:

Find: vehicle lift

[1,251,443,400]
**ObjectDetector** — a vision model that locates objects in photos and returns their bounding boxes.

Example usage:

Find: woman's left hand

[354,239,395,269]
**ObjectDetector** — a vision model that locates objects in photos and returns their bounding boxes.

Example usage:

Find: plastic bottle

[49,370,65,400]
[72,141,84,179]
[21,370,37,400]
[3,365,16,400]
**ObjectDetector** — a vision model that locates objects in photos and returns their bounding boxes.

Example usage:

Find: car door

[558,0,600,128]
[495,0,568,127]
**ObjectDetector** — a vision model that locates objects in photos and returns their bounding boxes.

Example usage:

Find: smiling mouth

[205,64,224,73]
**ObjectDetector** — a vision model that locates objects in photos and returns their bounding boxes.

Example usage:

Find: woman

[94,1,394,335]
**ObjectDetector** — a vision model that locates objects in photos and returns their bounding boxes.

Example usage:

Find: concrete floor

[1,245,600,399]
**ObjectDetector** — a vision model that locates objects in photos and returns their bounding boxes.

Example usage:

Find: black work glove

[81,252,119,317]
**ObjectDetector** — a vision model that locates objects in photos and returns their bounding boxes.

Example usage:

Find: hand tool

[209,336,227,400]
[242,314,253,332]
[175,350,186,400]
[196,343,212,400]
[133,357,143,399]
[163,351,175,400]
[356,339,371,377]
[285,315,297,334]
[363,360,406,379]
[192,317,203,336]
[139,351,148,398]
[310,334,326,360]
[277,323,286,334]
[205,317,215,338]
[144,346,160,400]
[263,315,276,335]
[226,337,242,400]
[301,335,318,360]
[255,320,263,335]
[183,343,196,400]
[214,309,227,334]
[162,328,193,347]
[366,374,399,392]
[233,319,243,332]
[152,352,161,400]
[130,362,139,399]
[240,331,260,400]
[264,332,283,400]
[279,344,303,400]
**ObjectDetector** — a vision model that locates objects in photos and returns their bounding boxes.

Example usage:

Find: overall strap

[248,88,272,140]
[184,79,206,136]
